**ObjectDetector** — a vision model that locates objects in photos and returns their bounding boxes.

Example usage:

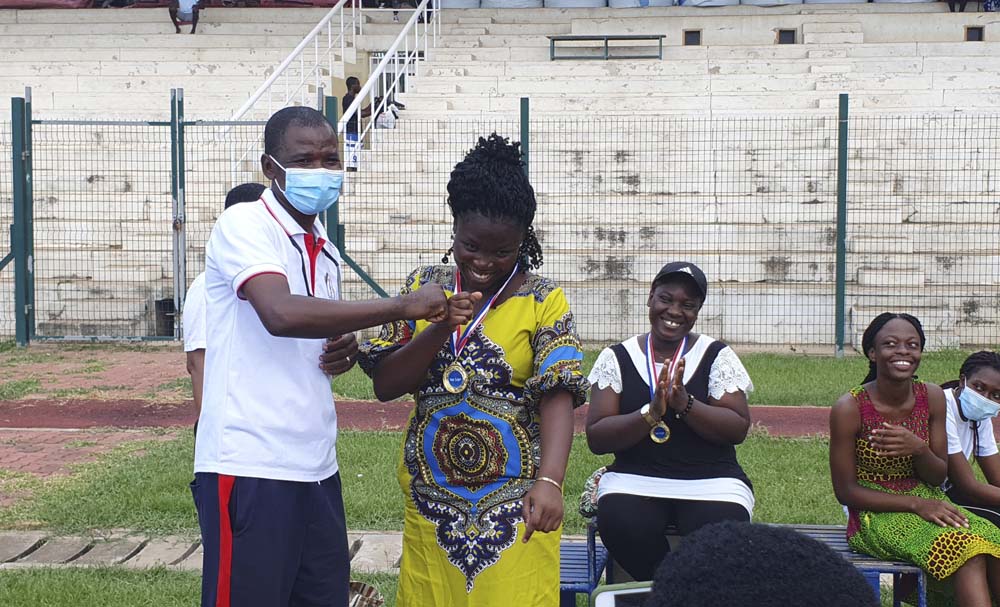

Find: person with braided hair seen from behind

[942,351,1000,529]
[358,133,589,607]
[830,313,1000,606]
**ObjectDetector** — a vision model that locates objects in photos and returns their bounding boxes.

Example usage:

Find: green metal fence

[3,92,1000,353]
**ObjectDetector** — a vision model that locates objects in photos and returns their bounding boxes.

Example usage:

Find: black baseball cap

[652,261,708,300]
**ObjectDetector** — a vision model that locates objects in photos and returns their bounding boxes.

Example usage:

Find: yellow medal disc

[443,363,468,394]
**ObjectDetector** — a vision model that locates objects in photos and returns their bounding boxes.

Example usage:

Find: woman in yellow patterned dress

[830,313,1000,606]
[358,134,588,607]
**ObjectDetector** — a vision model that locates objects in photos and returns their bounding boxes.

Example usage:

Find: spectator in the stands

[343,76,371,172]
[169,0,202,34]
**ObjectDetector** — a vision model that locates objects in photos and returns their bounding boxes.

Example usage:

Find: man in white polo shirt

[192,106,447,607]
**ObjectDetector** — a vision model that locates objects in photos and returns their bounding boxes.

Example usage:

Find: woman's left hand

[665,358,689,414]
[521,480,564,543]
[870,422,928,458]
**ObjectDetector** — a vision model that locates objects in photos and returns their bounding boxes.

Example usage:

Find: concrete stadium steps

[3,7,330,24]
[5,5,1000,346]
[0,33,309,49]
[344,3,999,350]
[3,75,276,95]
[0,7,360,119]
[0,61,280,78]
[0,22,319,36]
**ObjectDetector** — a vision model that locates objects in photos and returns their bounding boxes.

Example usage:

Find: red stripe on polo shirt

[261,199,292,237]
[216,475,236,607]
[303,234,326,296]
[236,271,286,300]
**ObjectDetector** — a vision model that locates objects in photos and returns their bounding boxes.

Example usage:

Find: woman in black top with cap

[585,261,755,581]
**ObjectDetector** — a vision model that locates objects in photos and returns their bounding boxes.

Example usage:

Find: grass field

[0,430,844,534]
[0,565,909,607]
[0,342,977,407]
[0,568,400,607]
[332,348,974,407]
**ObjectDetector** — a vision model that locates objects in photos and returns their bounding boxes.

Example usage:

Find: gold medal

[444,264,519,396]
[649,421,671,444]
[443,363,468,394]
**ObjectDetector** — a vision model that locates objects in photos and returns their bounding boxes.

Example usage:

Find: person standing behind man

[183,182,266,429]
[342,77,371,172]
[192,106,448,607]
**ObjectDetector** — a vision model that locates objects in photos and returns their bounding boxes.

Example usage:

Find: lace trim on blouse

[587,341,753,400]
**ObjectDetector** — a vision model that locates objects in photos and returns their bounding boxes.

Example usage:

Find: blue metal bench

[559,521,608,607]
[791,524,927,607]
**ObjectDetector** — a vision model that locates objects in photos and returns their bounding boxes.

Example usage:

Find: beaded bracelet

[675,394,695,420]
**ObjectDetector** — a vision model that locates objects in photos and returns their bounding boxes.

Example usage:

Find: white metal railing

[230,0,358,123]
[339,0,439,168]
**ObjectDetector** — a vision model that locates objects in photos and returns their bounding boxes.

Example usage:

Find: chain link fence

[3,104,1000,351]
[346,112,999,350]
[0,120,12,338]
[846,114,1000,350]
[29,121,174,339]
[527,115,838,348]
[183,121,268,285]
[343,117,521,303]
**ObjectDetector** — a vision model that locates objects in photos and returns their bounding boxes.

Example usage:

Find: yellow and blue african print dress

[358,265,589,607]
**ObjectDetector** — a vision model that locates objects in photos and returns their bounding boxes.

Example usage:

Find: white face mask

[959,380,1000,422]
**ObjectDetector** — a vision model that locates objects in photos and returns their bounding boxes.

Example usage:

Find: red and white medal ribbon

[645,333,687,402]
[451,263,520,362]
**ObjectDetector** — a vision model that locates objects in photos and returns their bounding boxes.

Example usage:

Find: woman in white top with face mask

[942,351,1000,527]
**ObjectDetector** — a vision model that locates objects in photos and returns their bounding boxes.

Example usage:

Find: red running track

[0,399,833,437]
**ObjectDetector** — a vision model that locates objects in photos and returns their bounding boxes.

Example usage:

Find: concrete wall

[3,4,1000,349]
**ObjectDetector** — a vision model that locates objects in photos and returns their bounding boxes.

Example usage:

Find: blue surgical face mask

[959,380,1000,422]
[269,156,343,216]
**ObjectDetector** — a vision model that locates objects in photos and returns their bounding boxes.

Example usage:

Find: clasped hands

[649,357,690,421]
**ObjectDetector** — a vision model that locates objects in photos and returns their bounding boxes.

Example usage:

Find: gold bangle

[536,476,563,492]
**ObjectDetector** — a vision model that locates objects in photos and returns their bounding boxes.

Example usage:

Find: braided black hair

[443,133,543,270]
[960,351,1000,384]
[861,313,926,384]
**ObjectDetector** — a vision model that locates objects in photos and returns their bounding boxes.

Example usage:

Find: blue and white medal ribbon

[442,263,520,394]
[645,333,687,443]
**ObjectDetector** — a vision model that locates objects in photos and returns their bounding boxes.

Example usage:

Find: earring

[441,246,453,264]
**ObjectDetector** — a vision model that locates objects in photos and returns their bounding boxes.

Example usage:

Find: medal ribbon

[451,263,520,361]
[645,333,687,402]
